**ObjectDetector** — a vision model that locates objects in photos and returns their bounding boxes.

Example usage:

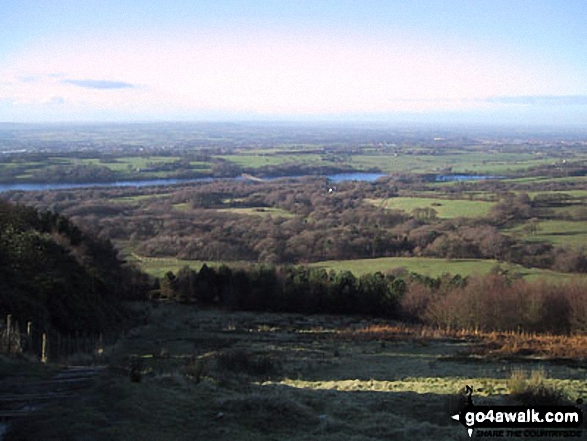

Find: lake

[0,172,388,193]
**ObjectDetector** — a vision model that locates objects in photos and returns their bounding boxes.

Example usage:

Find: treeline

[158,264,587,334]
[0,201,149,334]
[7,178,587,273]
[157,264,410,317]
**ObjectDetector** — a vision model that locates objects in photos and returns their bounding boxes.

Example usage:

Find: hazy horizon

[2,1,587,126]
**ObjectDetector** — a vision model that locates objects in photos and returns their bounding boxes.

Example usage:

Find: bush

[411,274,583,334]
[507,368,567,406]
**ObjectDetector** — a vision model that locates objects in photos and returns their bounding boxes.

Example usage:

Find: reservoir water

[0,172,388,193]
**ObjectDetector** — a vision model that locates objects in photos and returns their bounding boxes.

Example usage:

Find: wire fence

[0,313,115,364]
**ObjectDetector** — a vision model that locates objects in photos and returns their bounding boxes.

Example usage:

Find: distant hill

[0,200,148,334]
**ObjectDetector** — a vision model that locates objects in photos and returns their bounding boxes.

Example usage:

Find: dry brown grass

[468,331,587,360]
[507,368,567,406]
[333,323,587,361]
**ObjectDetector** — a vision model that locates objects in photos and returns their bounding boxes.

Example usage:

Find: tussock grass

[508,368,567,406]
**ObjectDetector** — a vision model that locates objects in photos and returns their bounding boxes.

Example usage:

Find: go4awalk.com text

[451,387,583,438]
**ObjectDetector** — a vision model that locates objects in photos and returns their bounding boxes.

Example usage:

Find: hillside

[0,200,147,334]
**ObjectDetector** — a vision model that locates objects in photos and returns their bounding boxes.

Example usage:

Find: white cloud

[62,79,136,89]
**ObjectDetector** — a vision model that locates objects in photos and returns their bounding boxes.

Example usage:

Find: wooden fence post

[25,321,33,354]
[41,333,48,363]
[6,314,11,352]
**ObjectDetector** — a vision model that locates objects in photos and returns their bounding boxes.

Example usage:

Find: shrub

[413,274,581,334]
[400,283,436,321]
[566,281,587,333]
[507,368,566,406]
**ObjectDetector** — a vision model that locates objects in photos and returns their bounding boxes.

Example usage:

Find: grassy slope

[130,252,581,283]
[526,190,587,199]
[508,220,587,247]
[6,306,586,441]
[309,256,582,282]
[218,154,323,168]
[216,207,294,218]
[367,197,494,218]
[127,254,219,278]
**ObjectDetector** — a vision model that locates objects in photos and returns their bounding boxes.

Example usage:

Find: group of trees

[158,263,587,334]
[0,201,149,334]
[158,264,409,317]
[402,272,587,334]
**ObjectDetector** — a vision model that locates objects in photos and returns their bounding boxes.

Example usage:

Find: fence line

[1,314,115,363]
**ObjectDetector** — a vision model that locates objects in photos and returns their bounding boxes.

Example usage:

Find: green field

[309,256,583,282]
[507,175,587,185]
[128,254,249,278]
[131,252,582,283]
[128,254,210,277]
[217,207,294,218]
[219,149,548,176]
[348,151,556,175]
[0,155,214,182]
[348,155,439,174]
[77,156,181,171]
[510,220,587,248]
[218,154,323,168]
[367,197,494,218]
[1,141,581,183]
[526,190,587,199]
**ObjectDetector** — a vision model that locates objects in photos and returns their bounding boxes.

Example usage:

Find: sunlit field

[366,197,495,218]
[6,306,585,440]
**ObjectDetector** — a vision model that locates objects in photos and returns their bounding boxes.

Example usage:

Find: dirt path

[0,365,105,439]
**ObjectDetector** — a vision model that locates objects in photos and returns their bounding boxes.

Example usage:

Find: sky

[1,0,587,125]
